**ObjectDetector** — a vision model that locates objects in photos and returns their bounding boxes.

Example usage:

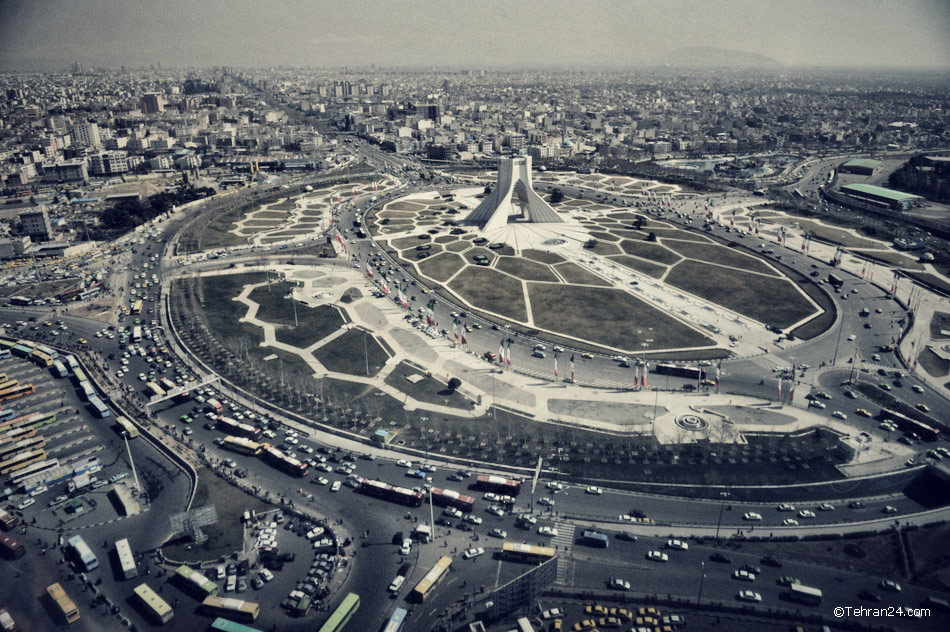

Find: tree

[447,377,462,392]
[646,232,657,242]
[583,239,597,249]
[549,188,564,204]
[484,185,492,195]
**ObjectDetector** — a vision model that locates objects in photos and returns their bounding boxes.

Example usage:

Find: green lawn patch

[390,235,430,250]
[662,240,777,275]
[918,347,949,378]
[418,252,466,282]
[666,260,817,329]
[313,328,390,377]
[526,283,713,351]
[494,257,559,282]
[522,249,566,265]
[929,312,950,339]
[383,361,476,411]
[552,262,612,286]
[589,231,621,242]
[464,247,498,264]
[618,239,681,264]
[584,240,622,255]
[388,201,426,211]
[247,281,346,347]
[608,255,668,278]
[449,267,527,322]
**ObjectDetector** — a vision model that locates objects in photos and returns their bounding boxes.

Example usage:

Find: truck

[827,273,843,288]
[67,472,97,493]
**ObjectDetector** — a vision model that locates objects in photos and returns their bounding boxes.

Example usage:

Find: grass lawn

[584,240,622,256]
[666,260,818,329]
[390,235,430,249]
[904,271,950,295]
[313,328,390,377]
[527,282,713,351]
[464,247,498,265]
[267,200,297,211]
[449,267,528,322]
[929,312,950,339]
[161,466,271,563]
[247,282,345,347]
[383,360,477,411]
[662,239,778,275]
[588,231,621,242]
[849,249,924,270]
[608,255,668,278]
[618,239,682,264]
[254,210,292,219]
[388,201,426,211]
[765,217,882,248]
[522,249,565,264]
[495,256,560,282]
[418,252,466,282]
[918,347,949,378]
[552,262,612,286]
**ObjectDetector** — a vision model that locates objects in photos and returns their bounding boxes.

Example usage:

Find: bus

[0,383,34,403]
[174,564,220,599]
[214,417,260,439]
[517,617,537,632]
[71,367,88,385]
[382,607,408,632]
[788,583,823,605]
[879,408,940,441]
[0,436,45,461]
[67,534,99,571]
[474,474,522,495]
[222,436,263,456]
[0,448,46,475]
[317,593,360,632]
[0,508,17,531]
[145,381,167,398]
[652,363,703,380]
[47,582,80,624]
[210,618,264,632]
[827,273,844,288]
[501,541,557,563]
[0,532,24,559]
[115,538,138,579]
[260,445,308,477]
[0,408,13,422]
[430,487,475,513]
[88,395,111,418]
[357,478,424,507]
[8,458,60,488]
[206,399,224,414]
[132,326,142,342]
[114,416,140,439]
[31,350,53,368]
[411,556,453,603]
[580,530,609,548]
[52,359,69,378]
[133,583,174,624]
[159,377,177,393]
[0,426,35,446]
[131,299,144,315]
[201,596,261,623]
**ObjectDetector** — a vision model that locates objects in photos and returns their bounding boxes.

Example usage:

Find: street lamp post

[715,491,730,541]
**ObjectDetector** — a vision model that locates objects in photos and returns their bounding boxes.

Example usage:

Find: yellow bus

[0,448,46,475]
[133,583,174,624]
[222,436,263,456]
[131,299,144,315]
[201,596,260,623]
[501,541,556,563]
[410,555,452,602]
[47,582,80,624]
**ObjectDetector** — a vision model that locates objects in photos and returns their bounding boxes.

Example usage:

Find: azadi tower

[464,155,564,232]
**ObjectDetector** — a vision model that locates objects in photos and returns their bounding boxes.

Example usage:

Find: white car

[783,518,799,526]
[666,539,688,551]
[396,459,413,468]
[743,512,762,521]
[777,503,796,512]
[585,486,603,495]
[832,411,847,420]
[463,514,483,525]
[732,570,756,582]
[538,496,555,506]
[538,526,559,537]
[546,481,564,491]
[798,509,816,519]
[488,528,507,539]
[486,506,505,518]
[330,481,341,492]
[463,547,485,559]
[646,550,668,562]
[400,538,412,555]
[314,477,329,486]
[737,590,762,602]
[610,578,631,591]
[442,507,463,518]
[817,503,835,511]
[16,497,35,510]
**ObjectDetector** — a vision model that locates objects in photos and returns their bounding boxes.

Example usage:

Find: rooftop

[841,158,882,169]
[840,182,921,202]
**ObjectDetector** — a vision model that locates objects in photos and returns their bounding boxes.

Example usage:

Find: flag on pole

[634,363,640,389]
[641,362,647,388]
[452,318,459,344]
[553,354,558,378]
[715,359,722,392]
[460,324,467,346]
[777,378,783,400]
[570,353,575,383]
[506,339,512,367]
[499,339,506,365]
[788,380,795,402]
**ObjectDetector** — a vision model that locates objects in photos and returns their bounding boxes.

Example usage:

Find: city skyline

[1,0,948,71]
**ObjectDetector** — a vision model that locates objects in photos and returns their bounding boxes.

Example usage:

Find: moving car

[737,590,762,602]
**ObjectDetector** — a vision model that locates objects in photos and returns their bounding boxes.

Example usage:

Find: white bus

[115,538,137,580]
[788,583,823,605]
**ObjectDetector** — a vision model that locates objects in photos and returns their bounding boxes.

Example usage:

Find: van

[226,574,236,592]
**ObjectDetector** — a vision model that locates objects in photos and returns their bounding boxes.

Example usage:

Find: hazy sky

[1,0,947,71]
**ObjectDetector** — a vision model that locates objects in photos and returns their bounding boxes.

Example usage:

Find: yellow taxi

[78,338,88,345]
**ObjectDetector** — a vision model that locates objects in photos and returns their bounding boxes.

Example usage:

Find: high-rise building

[88,151,129,175]
[423,104,441,121]
[141,92,165,114]
[70,121,100,148]
[19,209,54,242]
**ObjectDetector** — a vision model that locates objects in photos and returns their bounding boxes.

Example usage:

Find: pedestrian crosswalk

[860,362,898,375]
[552,522,575,584]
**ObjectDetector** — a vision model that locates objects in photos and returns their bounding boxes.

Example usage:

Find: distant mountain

[655,46,782,69]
